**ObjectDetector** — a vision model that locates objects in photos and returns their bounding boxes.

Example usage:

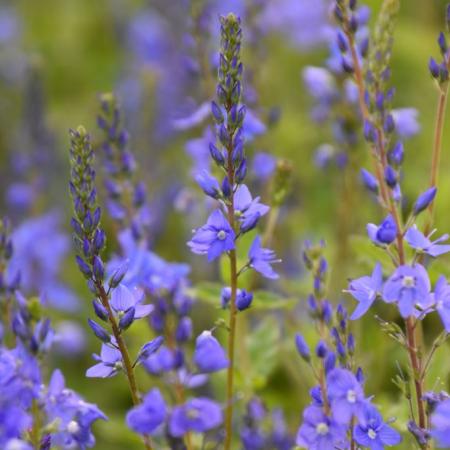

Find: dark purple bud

[389,141,404,166]
[439,64,449,83]
[322,301,333,324]
[138,336,164,360]
[384,114,395,133]
[349,0,357,11]
[429,57,440,78]
[349,15,358,32]
[414,187,437,214]
[88,319,110,343]
[119,307,135,330]
[82,238,91,258]
[336,340,346,358]
[341,56,354,74]
[231,81,241,103]
[70,218,83,237]
[347,333,355,354]
[93,229,106,252]
[356,367,364,384]
[333,5,344,23]
[316,340,328,358]
[76,256,92,278]
[231,140,244,164]
[93,256,104,281]
[361,168,379,193]
[375,92,384,111]
[117,130,129,148]
[176,317,193,342]
[121,151,136,173]
[236,289,253,311]
[218,124,230,146]
[38,319,51,342]
[407,421,429,446]
[92,299,108,321]
[438,32,448,55]
[211,101,224,124]
[83,212,93,233]
[92,207,101,228]
[133,181,146,207]
[337,31,347,52]
[109,263,128,289]
[363,120,376,142]
[295,333,310,361]
[235,158,247,183]
[237,105,246,125]
[359,37,369,58]
[40,434,51,450]
[221,176,232,198]
[324,352,336,373]
[217,84,227,104]
[384,165,397,188]
[209,143,225,166]
[12,314,30,340]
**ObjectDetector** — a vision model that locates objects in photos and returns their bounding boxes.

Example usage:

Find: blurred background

[1,0,449,448]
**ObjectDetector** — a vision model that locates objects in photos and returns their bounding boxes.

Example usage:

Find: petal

[233,184,252,211]
[110,284,136,312]
[86,363,114,378]
[134,304,154,319]
[378,424,402,446]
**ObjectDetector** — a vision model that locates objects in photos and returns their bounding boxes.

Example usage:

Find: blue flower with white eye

[169,398,223,437]
[382,264,431,318]
[353,402,401,449]
[431,276,450,332]
[405,226,450,257]
[110,284,153,323]
[346,263,383,320]
[187,209,235,261]
[126,388,166,435]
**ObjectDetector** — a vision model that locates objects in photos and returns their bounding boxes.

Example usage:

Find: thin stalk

[97,284,153,450]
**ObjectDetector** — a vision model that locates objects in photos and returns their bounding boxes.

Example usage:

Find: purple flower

[367,215,397,246]
[431,399,450,447]
[296,406,347,450]
[413,187,437,215]
[169,398,223,437]
[346,263,383,320]
[251,152,276,181]
[327,368,366,425]
[193,331,229,373]
[405,226,450,257]
[195,171,221,199]
[432,276,450,332]
[391,108,420,138]
[382,264,431,318]
[126,388,166,435]
[221,287,253,311]
[234,184,269,226]
[303,67,336,100]
[353,402,402,449]
[248,236,280,279]
[187,210,235,261]
[142,346,180,375]
[110,284,154,321]
[86,343,123,378]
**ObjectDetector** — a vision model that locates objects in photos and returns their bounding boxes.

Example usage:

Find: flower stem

[97,284,153,450]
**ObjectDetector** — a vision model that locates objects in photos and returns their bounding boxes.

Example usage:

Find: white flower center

[186,408,199,419]
[217,230,227,240]
[368,429,377,440]
[67,420,80,434]
[114,361,123,371]
[402,276,415,288]
[347,389,357,403]
[316,422,329,435]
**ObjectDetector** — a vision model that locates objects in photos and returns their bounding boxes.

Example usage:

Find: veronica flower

[327,368,366,425]
[432,276,450,332]
[193,331,229,373]
[143,345,180,375]
[234,184,269,226]
[248,235,280,279]
[405,226,450,257]
[382,264,431,318]
[251,152,277,181]
[391,108,420,138]
[367,215,397,246]
[126,388,166,435]
[169,398,223,437]
[187,209,235,261]
[110,284,154,323]
[346,263,383,320]
[353,402,401,449]
[296,405,347,450]
[86,343,123,378]
[431,399,450,447]
[302,67,337,100]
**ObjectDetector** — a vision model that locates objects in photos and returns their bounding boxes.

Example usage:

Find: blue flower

[413,187,437,215]
[346,263,383,320]
[367,215,397,246]
[405,226,450,257]
[327,368,366,425]
[221,287,253,311]
[169,398,223,437]
[248,236,280,279]
[193,331,229,373]
[195,170,221,199]
[86,343,123,378]
[142,345,181,375]
[302,67,336,100]
[44,369,106,449]
[431,399,450,447]
[126,388,166,435]
[296,406,347,450]
[251,152,276,181]
[110,284,154,321]
[234,184,269,228]
[187,210,235,261]
[382,264,431,318]
[353,402,402,449]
